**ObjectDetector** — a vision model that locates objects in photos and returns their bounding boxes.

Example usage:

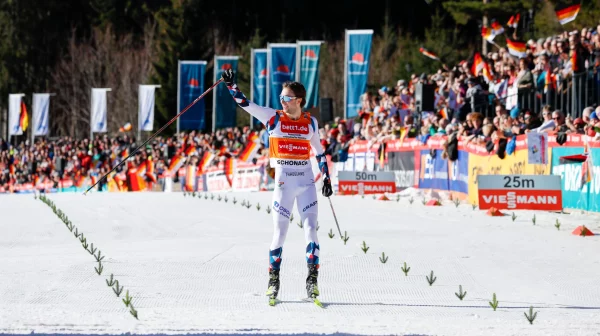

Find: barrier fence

[3,134,600,213]
[338,134,600,213]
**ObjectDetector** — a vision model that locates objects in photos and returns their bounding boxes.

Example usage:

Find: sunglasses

[279,95,298,102]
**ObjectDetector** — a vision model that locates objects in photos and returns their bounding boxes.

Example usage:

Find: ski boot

[306,264,323,307]
[266,269,280,306]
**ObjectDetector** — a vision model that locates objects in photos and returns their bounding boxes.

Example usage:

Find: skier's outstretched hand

[222,68,235,85]
[322,177,333,197]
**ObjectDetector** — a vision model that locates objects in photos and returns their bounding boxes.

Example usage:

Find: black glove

[222,68,234,85]
[322,177,333,197]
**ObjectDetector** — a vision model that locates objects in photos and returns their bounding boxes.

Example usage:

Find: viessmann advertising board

[477,175,562,211]
[338,171,396,195]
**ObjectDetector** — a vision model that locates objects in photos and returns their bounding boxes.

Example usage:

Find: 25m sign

[477,175,562,210]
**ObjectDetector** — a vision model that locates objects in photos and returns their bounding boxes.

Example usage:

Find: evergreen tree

[151,1,185,134]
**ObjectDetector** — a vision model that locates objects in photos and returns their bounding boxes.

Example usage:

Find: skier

[222,69,333,304]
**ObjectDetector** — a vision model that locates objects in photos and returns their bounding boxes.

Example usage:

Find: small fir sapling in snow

[524,306,537,324]
[95,250,104,262]
[328,229,335,239]
[361,241,369,254]
[512,212,517,221]
[95,262,103,275]
[266,206,271,214]
[489,293,499,311]
[341,231,349,244]
[455,285,467,300]
[409,196,414,204]
[256,203,261,211]
[113,280,123,296]
[106,274,116,286]
[401,262,410,275]
[426,270,437,286]
[122,290,132,307]
[379,252,388,263]
[129,302,139,319]
[555,219,560,230]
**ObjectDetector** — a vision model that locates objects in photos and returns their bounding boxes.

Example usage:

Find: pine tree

[151,2,185,133]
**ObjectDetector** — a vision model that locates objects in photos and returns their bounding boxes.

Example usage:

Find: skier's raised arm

[222,69,275,125]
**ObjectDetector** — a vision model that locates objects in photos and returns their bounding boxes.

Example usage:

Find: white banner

[527,132,548,165]
[138,85,158,132]
[232,166,261,192]
[32,93,50,136]
[8,94,24,136]
[91,88,109,133]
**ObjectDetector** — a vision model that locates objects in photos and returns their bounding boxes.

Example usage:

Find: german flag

[481,27,495,42]
[224,157,235,186]
[20,101,28,132]
[184,165,197,191]
[556,3,580,25]
[168,154,186,173]
[419,47,439,61]
[471,53,493,83]
[491,21,504,36]
[127,165,146,191]
[146,158,157,183]
[184,144,196,157]
[507,14,520,28]
[471,52,485,76]
[506,38,527,58]
[199,151,214,173]
[238,132,260,162]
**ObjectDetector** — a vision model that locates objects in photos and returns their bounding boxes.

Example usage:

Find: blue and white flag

[297,41,322,109]
[8,93,24,136]
[178,60,207,132]
[344,30,373,119]
[91,88,110,133]
[267,43,297,109]
[213,56,239,131]
[138,85,159,132]
[251,48,268,126]
[32,93,50,136]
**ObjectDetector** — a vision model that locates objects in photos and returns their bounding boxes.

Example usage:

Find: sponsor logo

[276,160,308,166]
[481,192,558,210]
[285,171,305,177]
[278,143,310,153]
[281,122,309,135]
[272,200,290,218]
[302,200,318,212]
[340,183,395,193]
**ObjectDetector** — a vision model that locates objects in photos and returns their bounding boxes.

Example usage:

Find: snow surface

[1,189,600,336]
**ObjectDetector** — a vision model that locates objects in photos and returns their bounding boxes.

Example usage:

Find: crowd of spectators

[3,26,600,192]
[318,26,600,163]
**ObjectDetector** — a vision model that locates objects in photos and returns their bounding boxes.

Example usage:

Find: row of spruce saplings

[36,193,138,320]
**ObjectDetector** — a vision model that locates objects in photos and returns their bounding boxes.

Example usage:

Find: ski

[303,297,324,308]
[269,298,278,306]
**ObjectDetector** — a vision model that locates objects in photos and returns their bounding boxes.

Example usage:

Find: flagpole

[250,49,255,128]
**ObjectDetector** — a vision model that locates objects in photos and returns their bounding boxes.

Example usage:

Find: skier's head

[280,81,306,112]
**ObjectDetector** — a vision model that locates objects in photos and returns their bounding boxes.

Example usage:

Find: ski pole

[83,78,224,195]
[327,196,343,238]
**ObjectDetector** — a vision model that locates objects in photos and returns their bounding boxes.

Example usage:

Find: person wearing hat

[566,117,586,134]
